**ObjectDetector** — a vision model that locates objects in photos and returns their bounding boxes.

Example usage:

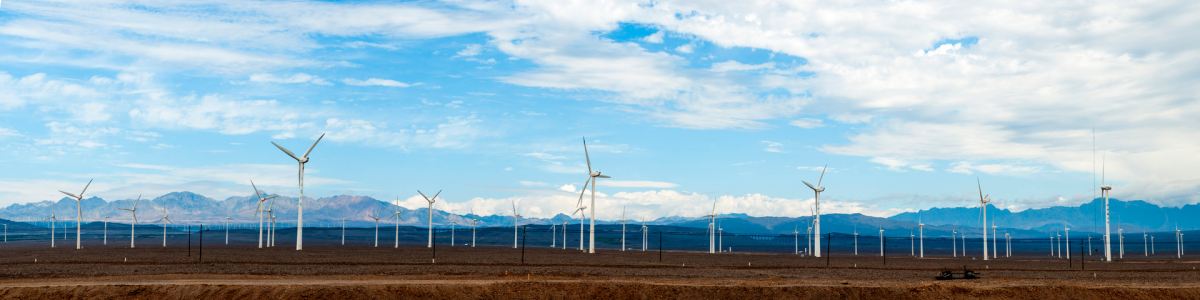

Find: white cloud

[595,180,679,188]
[519,181,547,186]
[0,127,20,138]
[761,140,784,153]
[642,31,664,43]
[948,161,1042,175]
[456,44,483,57]
[522,152,567,160]
[675,44,694,53]
[249,73,331,85]
[710,60,774,72]
[342,78,415,87]
[788,118,825,129]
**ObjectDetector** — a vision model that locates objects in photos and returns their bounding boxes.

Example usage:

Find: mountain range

[2,192,1194,238]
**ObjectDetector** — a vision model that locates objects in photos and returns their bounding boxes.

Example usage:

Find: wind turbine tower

[251,181,276,249]
[918,213,924,258]
[388,198,405,248]
[119,195,140,248]
[802,165,827,257]
[58,179,92,250]
[977,178,990,261]
[271,132,324,250]
[1101,154,1113,262]
[512,200,522,248]
[419,190,441,248]
[156,206,173,247]
[577,137,610,254]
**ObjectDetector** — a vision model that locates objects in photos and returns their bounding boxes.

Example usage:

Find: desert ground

[0,226,1197,299]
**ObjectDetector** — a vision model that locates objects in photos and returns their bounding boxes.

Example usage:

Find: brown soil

[1,237,1197,299]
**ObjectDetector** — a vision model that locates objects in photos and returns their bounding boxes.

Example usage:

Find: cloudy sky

[0,0,1197,221]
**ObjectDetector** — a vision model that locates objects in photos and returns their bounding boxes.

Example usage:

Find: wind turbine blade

[264,195,277,201]
[977,178,984,201]
[583,137,592,174]
[802,181,817,191]
[251,180,263,200]
[272,142,301,161]
[418,190,429,201]
[432,190,441,201]
[60,191,79,199]
[597,175,610,178]
[817,165,827,187]
[79,179,92,198]
[576,177,591,207]
[134,195,140,210]
[302,133,325,158]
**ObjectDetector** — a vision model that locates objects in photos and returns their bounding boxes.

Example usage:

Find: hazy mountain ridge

[2,193,1190,237]
[888,198,1200,232]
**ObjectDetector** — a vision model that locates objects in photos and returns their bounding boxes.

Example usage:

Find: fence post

[199,224,203,263]
[658,231,663,262]
[188,225,192,257]
[521,225,527,264]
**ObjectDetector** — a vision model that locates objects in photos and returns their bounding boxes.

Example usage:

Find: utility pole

[521,225,527,264]
[199,224,203,263]
[658,232,663,262]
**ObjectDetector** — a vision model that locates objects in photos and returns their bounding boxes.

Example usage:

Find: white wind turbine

[368,210,381,247]
[879,227,884,256]
[44,204,60,248]
[550,218,557,248]
[155,205,173,247]
[225,217,232,245]
[471,209,478,248]
[58,179,92,250]
[119,195,140,248]
[641,216,648,251]
[572,206,587,251]
[992,221,998,259]
[577,137,610,254]
[853,225,858,255]
[1066,227,1071,260]
[977,178,990,261]
[802,165,827,257]
[341,217,347,246]
[451,221,457,246]
[910,230,914,256]
[388,198,406,248]
[103,216,110,245]
[271,132,325,251]
[268,199,278,247]
[952,229,957,257]
[418,190,441,248]
[250,181,277,249]
[1006,232,1011,257]
[718,221,724,253]
[511,200,522,248]
[918,213,925,258]
[1100,153,1113,261]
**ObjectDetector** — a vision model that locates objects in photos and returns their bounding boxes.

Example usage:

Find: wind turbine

[368,210,381,247]
[1065,227,1071,260]
[44,204,59,248]
[918,213,924,258]
[118,195,140,248]
[992,220,998,259]
[155,206,173,247]
[103,216,110,245]
[1100,153,1113,261]
[1144,231,1148,256]
[704,199,717,254]
[977,178,990,261]
[225,217,233,245]
[388,197,405,248]
[341,217,347,246]
[718,220,724,253]
[418,190,441,248]
[561,215,568,250]
[879,226,884,256]
[572,206,587,251]
[451,221,457,246]
[802,165,827,257]
[1119,227,1124,259]
[549,217,557,248]
[577,137,610,254]
[271,132,325,250]
[512,200,521,248]
[853,225,858,255]
[641,216,648,251]
[952,229,957,257]
[59,179,92,250]
[1006,232,1011,257]
[910,230,914,256]
[250,180,277,249]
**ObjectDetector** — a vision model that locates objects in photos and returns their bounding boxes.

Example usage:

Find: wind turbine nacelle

[815,187,825,192]
[1100,185,1112,190]
[590,171,602,177]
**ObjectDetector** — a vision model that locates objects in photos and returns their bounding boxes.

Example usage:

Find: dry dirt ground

[1,236,1198,299]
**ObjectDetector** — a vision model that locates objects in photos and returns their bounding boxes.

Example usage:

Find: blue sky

[1,0,1197,221]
